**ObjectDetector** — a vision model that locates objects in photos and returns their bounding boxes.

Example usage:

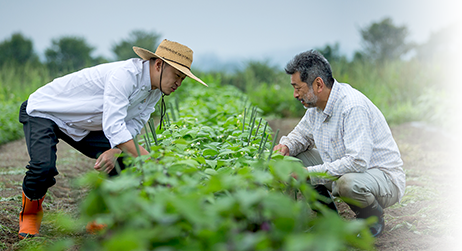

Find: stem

[247,109,257,146]
[267,129,279,161]
[133,135,143,167]
[253,118,263,140]
[143,134,151,153]
[242,107,246,133]
[258,133,269,159]
[148,118,158,145]
[165,111,171,127]
[261,121,268,139]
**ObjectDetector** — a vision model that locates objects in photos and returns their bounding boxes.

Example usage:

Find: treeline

[0,30,160,76]
[0,17,459,145]
[0,17,456,80]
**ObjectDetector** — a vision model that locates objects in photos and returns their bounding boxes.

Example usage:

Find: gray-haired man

[274,50,405,237]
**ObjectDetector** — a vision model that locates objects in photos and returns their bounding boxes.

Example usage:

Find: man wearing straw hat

[274,50,405,238]
[17,39,207,239]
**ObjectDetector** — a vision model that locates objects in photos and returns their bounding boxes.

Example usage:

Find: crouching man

[18,39,207,239]
[273,50,405,237]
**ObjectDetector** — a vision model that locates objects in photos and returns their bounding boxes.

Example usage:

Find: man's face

[291,72,318,108]
[159,64,186,95]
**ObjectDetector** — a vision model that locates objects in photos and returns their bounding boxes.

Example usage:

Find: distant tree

[360,17,413,62]
[352,51,365,63]
[222,60,282,92]
[91,55,110,66]
[316,42,346,63]
[415,23,461,63]
[45,36,94,74]
[0,32,39,66]
[245,60,280,84]
[112,30,161,61]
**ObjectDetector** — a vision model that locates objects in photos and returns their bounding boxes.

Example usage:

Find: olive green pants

[296,148,400,209]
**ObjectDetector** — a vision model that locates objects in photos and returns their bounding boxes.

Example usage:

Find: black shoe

[369,215,385,237]
[313,185,339,215]
[349,200,384,238]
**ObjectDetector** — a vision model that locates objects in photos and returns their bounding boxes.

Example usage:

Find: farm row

[46,78,376,250]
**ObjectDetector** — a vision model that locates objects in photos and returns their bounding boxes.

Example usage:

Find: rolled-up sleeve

[279,111,315,156]
[125,109,152,137]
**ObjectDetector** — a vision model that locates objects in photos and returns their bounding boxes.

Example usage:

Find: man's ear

[314,77,325,93]
[154,58,163,72]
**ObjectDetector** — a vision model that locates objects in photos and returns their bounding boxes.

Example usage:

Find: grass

[331,59,445,126]
[222,58,452,129]
[0,63,52,145]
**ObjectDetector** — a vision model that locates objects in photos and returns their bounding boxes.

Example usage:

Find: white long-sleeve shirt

[280,80,405,200]
[26,59,161,148]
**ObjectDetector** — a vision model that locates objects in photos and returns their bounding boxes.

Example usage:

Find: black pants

[19,101,125,200]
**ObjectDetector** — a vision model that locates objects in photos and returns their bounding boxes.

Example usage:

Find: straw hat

[133,39,208,87]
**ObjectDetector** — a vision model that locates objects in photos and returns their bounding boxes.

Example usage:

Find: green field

[0,59,453,145]
[0,58,455,250]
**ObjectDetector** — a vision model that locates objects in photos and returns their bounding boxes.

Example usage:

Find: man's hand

[94,148,122,173]
[273,144,290,156]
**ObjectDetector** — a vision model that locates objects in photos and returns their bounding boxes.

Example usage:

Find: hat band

[162,57,191,70]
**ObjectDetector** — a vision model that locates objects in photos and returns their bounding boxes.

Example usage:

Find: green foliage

[216,60,307,118]
[315,42,347,64]
[0,63,51,144]
[225,57,447,127]
[45,36,96,75]
[359,17,413,62]
[60,78,375,251]
[112,30,161,61]
[246,82,303,118]
[0,101,23,145]
[0,32,40,66]
[219,60,282,92]
[332,59,443,125]
[401,186,444,206]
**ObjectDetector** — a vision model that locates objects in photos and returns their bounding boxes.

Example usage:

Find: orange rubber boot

[18,192,45,239]
[86,221,107,234]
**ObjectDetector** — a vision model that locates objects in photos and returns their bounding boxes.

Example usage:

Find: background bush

[0,63,51,144]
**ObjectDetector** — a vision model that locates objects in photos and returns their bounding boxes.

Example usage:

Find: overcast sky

[1,0,460,69]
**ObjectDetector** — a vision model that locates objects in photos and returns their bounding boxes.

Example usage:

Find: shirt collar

[142,60,152,91]
[323,79,340,117]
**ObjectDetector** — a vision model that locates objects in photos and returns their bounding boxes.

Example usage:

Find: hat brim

[133,46,208,87]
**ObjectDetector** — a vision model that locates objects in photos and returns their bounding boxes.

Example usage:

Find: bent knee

[336,174,365,198]
[336,175,352,195]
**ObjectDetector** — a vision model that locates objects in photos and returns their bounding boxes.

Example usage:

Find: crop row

[58,77,374,250]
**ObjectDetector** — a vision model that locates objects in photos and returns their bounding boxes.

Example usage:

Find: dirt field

[1,119,461,250]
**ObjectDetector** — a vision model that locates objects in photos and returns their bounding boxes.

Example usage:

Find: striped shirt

[280,80,405,200]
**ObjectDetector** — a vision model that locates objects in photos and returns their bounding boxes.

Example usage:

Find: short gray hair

[285,50,334,88]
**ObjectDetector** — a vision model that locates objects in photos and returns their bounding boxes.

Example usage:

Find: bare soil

[1,119,461,250]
